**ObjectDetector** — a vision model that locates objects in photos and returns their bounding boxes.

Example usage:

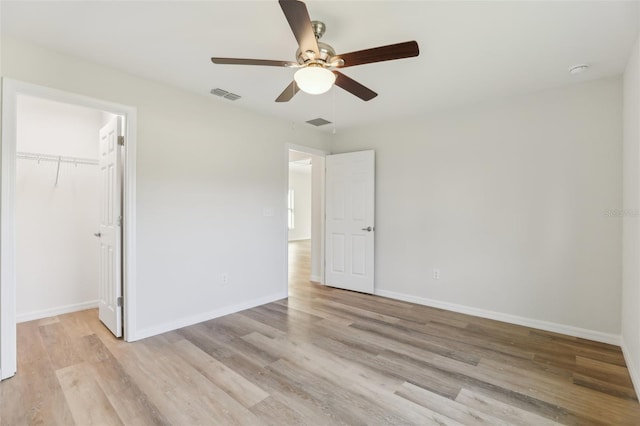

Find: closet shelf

[17,151,98,166]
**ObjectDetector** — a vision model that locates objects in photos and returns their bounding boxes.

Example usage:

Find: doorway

[286,145,326,294]
[0,79,137,380]
[15,95,113,326]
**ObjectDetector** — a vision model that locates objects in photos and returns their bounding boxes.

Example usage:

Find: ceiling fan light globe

[294,67,336,95]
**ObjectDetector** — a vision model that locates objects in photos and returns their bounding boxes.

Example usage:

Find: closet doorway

[1,79,137,380]
[15,95,123,334]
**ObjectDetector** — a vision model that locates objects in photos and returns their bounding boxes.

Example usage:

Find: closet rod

[16,151,98,166]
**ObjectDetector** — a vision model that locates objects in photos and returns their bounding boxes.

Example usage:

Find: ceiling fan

[211,0,419,102]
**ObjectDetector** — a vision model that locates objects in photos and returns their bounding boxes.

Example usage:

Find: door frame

[0,79,138,380]
[285,143,328,291]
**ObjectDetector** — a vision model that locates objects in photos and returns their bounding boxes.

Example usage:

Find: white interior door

[97,116,123,337]
[325,150,375,293]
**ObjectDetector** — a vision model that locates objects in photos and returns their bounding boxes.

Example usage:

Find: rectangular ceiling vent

[210,88,241,101]
[306,118,332,127]
[223,92,242,101]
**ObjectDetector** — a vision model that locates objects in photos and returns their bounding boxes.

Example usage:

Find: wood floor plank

[56,362,124,426]
[573,373,639,401]
[456,388,564,426]
[297,296,404,325]
[126,338,266,425]
[419,320,538,361]
[0,368,27,425]
[267,358,407,426]
[277,297,355,327]
[36,315,61,326]
[249,395,307,426]
[209,312,286,339]
[115,349,207,425]
[12,319,76,425]
[241,331,465,425]
[350,319,481,365]
[176,322,240,359]
[171,338,270,408]
[38,321,84,371]
[574,355,636,390]
[75,334,171,426]
[216,354,350,425]
[395,381,511,425]
[58,309,95,340]
[392,318,565,376]
[476,357,640,424]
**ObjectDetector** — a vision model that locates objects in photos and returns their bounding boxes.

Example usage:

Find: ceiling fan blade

[333,71,377,101]
[334,41,419,68]
[211,57,297,67]
[279,0,319,56]
[275,81,300,102]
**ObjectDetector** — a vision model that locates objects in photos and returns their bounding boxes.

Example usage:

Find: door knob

[361,226,374,232]
[94,232,102,238]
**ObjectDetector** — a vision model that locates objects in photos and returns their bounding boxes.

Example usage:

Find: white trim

[0,79,138,379]
[1,80,18,380]
[17,301,99,323]
[621,338,640,396]
[122,103,138,343]
[288,237,312,242]
[287,143,329,158]
[135,291,287,341]
[374,289,622,345]
[310,275,322,283]
[285,144,329,293]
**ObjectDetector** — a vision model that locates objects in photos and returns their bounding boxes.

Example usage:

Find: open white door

[325,150,375,293]
[97,116,123,337]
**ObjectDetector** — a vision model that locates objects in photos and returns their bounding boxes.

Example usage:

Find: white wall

[331,77,623,340]
[288,164,312,241]
[1,37,329,339]
[16,95,101,321]
[622,28,640,391]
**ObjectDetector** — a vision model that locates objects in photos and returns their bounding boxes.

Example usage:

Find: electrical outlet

[433,269,440,280]
[221,273,229,285]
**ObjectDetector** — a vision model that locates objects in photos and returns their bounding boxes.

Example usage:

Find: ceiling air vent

[306,118,332,127]
[210,88,241,101]
[223,93,241,101]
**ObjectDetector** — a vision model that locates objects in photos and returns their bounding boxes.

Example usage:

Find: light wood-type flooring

[1,239,639,425]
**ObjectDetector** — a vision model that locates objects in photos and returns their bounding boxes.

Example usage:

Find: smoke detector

[569,64,589,75]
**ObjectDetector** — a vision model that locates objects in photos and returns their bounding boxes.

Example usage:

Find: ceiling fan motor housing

[296,41,336,65]
[295,21,335,65]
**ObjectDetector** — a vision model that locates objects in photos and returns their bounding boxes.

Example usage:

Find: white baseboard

[310,275,322,283]
[374,289,621,346]
[17,300,99,323]
[133,291,288,341]
[288,237,311,242]
[621,338,640,396]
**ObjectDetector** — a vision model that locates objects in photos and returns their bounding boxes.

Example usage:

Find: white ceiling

[2,1,638,131]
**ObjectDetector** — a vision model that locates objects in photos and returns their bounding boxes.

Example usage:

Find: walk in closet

[16,94,113,322]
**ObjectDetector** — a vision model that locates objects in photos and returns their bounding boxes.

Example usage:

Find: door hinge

[117,296,123,308]
[118,136,125,146]
[117,216,122,227]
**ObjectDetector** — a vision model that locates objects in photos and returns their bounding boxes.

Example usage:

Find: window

[288,189,295,230]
